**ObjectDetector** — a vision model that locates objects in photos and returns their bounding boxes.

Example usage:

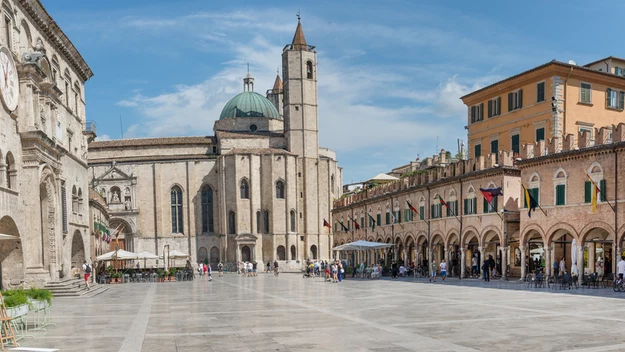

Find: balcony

[84,121,97,143]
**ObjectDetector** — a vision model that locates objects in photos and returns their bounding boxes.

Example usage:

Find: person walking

[440,259,447,282]
[553,257,559,277]
[338,261,343,282]
[82,260,91,290]
[391,261,398,279]
[218,262,223,277]
[273,260,279,276]
[252,262,257,277]
[203,263,208,277]
[488,255,495,278]
[560,257,566,276]
[429,260,437,282]
[617,256,625,283]
[332,262,338,283]
[472,255,478,277]
[199,262,204,277]
[482,259,490,282]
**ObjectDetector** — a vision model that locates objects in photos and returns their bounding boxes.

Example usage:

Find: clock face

[0,47,18,111]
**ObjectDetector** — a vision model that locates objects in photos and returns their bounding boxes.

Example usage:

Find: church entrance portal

[241,246,251,262]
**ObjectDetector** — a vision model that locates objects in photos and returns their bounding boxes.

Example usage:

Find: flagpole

[585,171,616,212]
[436,195,462,224]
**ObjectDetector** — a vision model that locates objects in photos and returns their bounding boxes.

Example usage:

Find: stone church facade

[88,21,342,269]
[0,0,93,287]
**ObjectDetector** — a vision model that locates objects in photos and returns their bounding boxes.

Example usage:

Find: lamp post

[164,244,170,271]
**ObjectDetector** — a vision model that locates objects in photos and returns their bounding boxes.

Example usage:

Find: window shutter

[431,205,435,219]
[479,103,484,120]
[508,93,513,112]
[584,181,591,203]
[471,106,475,122]
[496,97,501,115]
[377,214,381,225]
[600,179,607,201]
[483,198,488,213]
[518,89,523,108]
[556,184,565,206]
[607,88,612,108]
[532,188,539,206]
[620,91,624,110]
[419,206,424,221]
[446,204,450,217]
[488,100,492,118]
[472,198,477,214]
[463,199,468,215]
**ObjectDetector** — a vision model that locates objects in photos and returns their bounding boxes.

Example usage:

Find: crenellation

[578,129,592,148]
[535,140,546,157]
[547,136,561,154]
[595,127,611,145]
[486,153,497,168]
[562,133,576,151]
[614,123,625,142]
[522,143,534,159]
[499,150,514,166]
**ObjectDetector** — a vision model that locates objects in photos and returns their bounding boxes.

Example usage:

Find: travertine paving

[18,274,625,351]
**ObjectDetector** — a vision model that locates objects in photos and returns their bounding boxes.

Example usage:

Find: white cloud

[95,134,111,141]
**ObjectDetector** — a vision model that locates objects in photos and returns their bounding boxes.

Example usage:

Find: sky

[42,0,618,184]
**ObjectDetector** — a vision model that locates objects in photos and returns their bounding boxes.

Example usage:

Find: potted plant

[26,288,53,311]
[3,290,29,318]
[168,268,176,281]
[116,272,123,283]
[157,269,165,282]
[107,265,115,284]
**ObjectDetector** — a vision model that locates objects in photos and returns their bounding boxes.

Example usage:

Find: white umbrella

[96,249,138,261]
[136,251,159,269]
[571,238,577,274]
[160,250,189,268]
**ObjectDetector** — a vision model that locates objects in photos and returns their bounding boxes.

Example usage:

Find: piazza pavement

[15,273,625,352]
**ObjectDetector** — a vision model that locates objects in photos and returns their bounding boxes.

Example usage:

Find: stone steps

[44,278,109,298]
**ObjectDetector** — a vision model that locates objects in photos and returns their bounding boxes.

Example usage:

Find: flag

[339,221,348,232]
[323,219,332,229]
[586,173,600,213]
[407,200,425,221]
[367,213,376,231]
[391,212,397,224]
[349,216,360,230]
[438,195,449,209]
[522,184,538,217]
[479,187,503,204]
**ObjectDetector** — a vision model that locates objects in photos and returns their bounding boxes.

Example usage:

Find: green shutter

[620,92,624,110]
[471,106,476,123]
[532,188,539,206]
[377,214,381,226]
[483,198,488,213]
[431,205,435,219]
[479,103,484,120]
[487,100,492,118]
[600,179,607,201]
[419,206,424,221]
[464,199,468,215]
[607,88,612,108]
[518,89,523,108]
[496,97,501,115]
[584,181,591,203]
[556,184,565,206]
[475,144,481,158]
[536,128,545,142]
[511,134,520,155]
[508,92,513,112]
[472,198,477,214]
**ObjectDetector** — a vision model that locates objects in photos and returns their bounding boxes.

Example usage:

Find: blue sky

[43,0,617,183]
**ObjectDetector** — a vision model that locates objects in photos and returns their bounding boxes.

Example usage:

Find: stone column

[501,247,508,280]
[577,245,584,285]
[460,247,466,279]
[286,235,290,261]
[545,246,551,277]
[236,244,241,264]
[477,246,483,276]
[403,249,408,267]
[520,246,526,280]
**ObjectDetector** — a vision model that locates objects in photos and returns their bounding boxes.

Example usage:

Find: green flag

[367,213,376,231]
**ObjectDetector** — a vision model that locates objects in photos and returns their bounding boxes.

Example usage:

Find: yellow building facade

[461,57,625,160]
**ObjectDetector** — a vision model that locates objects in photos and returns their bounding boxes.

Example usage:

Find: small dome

[219,91,281,120]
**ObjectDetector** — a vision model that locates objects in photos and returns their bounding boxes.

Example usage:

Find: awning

[332,240,394,252]
[136,251,159,260]
[96,249,138,261]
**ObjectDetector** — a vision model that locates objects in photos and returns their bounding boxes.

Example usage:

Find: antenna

[247,62,250,74]
[119,114,123,139]
[297,10,301,21]
[436,136,439,154]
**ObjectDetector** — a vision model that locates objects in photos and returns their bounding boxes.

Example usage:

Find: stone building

[88,20,342,269]
[0,0,93,287]
[89,187,110,261]
[332,149,521,278]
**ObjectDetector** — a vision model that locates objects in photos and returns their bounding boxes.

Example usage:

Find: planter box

[168,276,175,281]
[28,299,49,311]
[7,304,29,318]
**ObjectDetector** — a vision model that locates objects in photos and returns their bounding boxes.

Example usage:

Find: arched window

[71,185,78,213]
[201,185,214,233]
[5,152,15,190]
[290,245,296,260]
[171,186,183,233]
[306,61,313,79]
[276,180,285,199]
[290,210,296,232]
[228,211,236,234]
[73,82,81,117]
[263,210,269,233]
[277,245,286,260]
[110,186,121,203]
[77,188,83,213]
[331,174,335,193]
[240,179,249,199]
[310,245,318,260]
[256,211,261,234]
[64,69,71,107]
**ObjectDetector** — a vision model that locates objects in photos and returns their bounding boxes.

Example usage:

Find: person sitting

[399,265,406,277]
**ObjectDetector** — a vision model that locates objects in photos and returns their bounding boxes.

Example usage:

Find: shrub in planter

[26,288,53,310]
[3,290,30,317]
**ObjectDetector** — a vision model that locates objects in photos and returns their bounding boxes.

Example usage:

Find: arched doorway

[277,245,286,260]
[464,230,480,277]
[310,245,318,260]
[70,230,85,273]
[290,245,296,260]
[197,247,208,264]
[39,169,57,278]
[0,216,23,289]
[210,246,219,265]
[241,246,251,262]
[582,224,614,277]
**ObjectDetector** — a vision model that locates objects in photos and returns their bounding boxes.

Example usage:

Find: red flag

[406,201,418,213]
[323,219,332,229]
[438,195,449,209]
[349,216,361,230]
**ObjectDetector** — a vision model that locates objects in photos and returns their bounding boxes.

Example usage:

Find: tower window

[306,61,313,79]
[249,124,258,132]
[240,179,249,199]
[295,106,299,111]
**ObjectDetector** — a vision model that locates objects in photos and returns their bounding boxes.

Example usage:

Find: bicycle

[613,278,625,292]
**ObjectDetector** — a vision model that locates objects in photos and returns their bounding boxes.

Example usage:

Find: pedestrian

[237,261,241,274]
[199,262,204,276]
[136,262,140,270]
[203,263,208,277]
[482,259,490,281]
[429,260,437,282]
[218,262,223,277]
[553,257,559,277]
[488,255,495,278]
[207,263,212,281]
[266,261,271,273]
[252,261,257,277]
[332,262,338,283]
[440,259,447,282]
[82,260,91,290]
[560,257,566,276]
[273,260,279,276]
[617,256,625,283]
[338,261,343,282]
[391,260,398,279]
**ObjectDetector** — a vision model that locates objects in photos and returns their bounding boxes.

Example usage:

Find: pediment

[97,166,133,182]
[235,233,258,242]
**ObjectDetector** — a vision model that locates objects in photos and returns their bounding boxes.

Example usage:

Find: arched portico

[446,231,460,277]
[0,216,23,289]
[580,222,614,277]
[463,229,480,277]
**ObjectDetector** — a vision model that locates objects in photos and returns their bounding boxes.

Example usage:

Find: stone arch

[520,223,546,245]
[579,221,615,243]
[446,231,460,248]
[70,230,85,270]
[290,245,296,260]
[431,232,445,245]
[18,19,32,54]
[462,225,480,245]
[209,246,219,264]
[197,247,208,264]
[587,162,604,175]
[241,245,251,262]
[415,231,428,246]
[0,215,23,287]
[110,186,121,203]
[404,232,416,246]
[546,222,579,246]
[481,225,503,245]
[310,244,318,260]
[553,167,568,180]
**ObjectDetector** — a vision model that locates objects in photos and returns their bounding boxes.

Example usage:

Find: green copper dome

[219,91,281,120]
